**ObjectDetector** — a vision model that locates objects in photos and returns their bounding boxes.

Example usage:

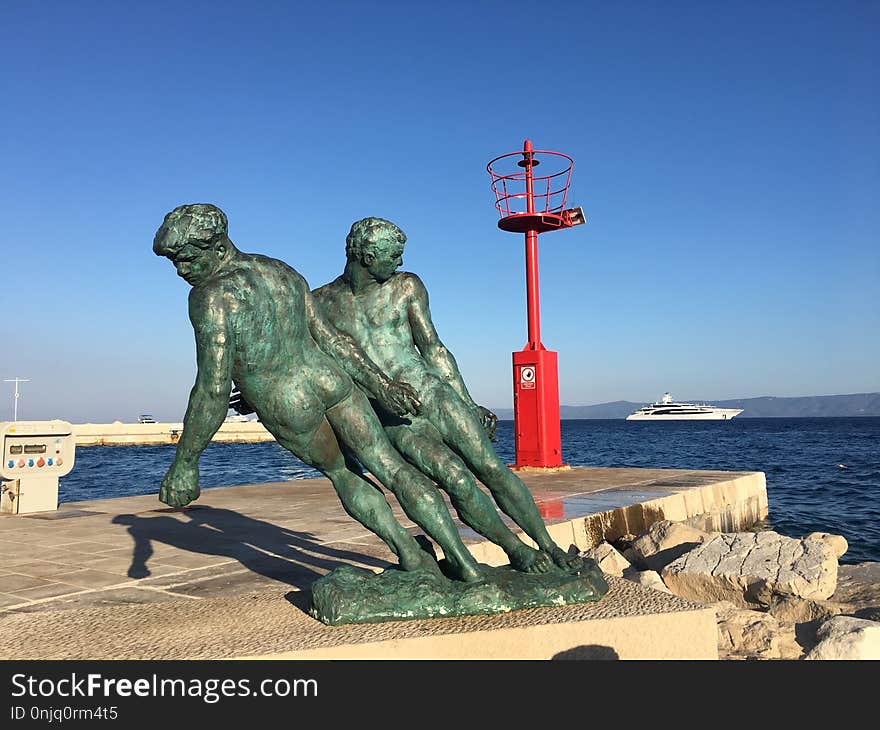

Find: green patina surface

[153,204,608,623]
[310,561,609,626]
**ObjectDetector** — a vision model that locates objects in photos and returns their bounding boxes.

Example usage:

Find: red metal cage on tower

[488,145,584,233]
[486,140,586,469]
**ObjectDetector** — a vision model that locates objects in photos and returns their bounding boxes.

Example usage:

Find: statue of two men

[153,204,581,582]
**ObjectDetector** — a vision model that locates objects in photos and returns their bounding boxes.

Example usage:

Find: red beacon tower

[487,140,586,469]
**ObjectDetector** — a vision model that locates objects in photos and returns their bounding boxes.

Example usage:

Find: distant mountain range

[491,392,880,420]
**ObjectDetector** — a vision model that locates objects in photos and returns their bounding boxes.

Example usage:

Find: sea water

[58,417,880,564]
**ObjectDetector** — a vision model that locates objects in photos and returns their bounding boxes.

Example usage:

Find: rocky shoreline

[581,521,879,659]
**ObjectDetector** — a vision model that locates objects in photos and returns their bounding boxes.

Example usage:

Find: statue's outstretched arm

[407,276,478,409]
[305,290,420,417]
[159,289,233,507]
[407,275,498,440]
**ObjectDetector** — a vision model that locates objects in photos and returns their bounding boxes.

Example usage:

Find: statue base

[309,560,609,626]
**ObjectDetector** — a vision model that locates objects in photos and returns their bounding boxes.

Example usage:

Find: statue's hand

[159,461,200,507]
[378,378,421,417]
[476,406,498,442]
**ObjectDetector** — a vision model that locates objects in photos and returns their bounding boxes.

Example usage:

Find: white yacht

[224,414,251,423]
[626,393,744,421]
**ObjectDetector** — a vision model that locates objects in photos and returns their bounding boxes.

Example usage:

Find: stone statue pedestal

[247,577,718,660]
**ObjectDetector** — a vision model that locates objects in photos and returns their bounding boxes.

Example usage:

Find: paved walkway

[0,466,764,658]
[0,466,763,612]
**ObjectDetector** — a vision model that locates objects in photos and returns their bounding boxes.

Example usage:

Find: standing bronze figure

[313,217,585,573]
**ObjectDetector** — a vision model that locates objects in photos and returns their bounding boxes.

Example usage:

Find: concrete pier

[0,466,766,659]
[73,420,274,446]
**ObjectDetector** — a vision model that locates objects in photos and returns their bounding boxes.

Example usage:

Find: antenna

[3,377,30,421]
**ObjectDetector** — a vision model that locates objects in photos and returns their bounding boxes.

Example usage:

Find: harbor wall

[72,421,274,446]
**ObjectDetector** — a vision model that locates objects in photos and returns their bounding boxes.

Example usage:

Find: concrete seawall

[73,421,274,446]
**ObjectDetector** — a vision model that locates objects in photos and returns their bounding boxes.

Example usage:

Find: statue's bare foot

[508,543,553,573]
[547,546,587,574]
[401,535,482,583]
[399,542,445,579]
[444,558,483,583]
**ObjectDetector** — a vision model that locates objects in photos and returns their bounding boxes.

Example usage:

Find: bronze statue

[152,203,486,582]
[312,217,584,573]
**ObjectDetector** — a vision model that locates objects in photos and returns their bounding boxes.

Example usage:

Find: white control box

[0,420,76,514]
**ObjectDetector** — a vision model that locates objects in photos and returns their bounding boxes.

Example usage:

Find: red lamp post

[487,140,586,468]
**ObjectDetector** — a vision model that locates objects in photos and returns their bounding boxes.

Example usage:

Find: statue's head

[345,217,406,283]
[153,204,231,286]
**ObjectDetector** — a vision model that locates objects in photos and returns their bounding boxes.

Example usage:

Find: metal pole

[4,378,29,421]
[522,139,542,350]
[525,230,541,348]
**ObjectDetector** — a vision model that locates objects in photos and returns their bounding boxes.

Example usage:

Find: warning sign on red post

[519,366,536,389]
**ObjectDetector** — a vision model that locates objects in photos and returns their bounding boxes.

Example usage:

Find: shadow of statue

[551,645,620,660]
[112,506,392,589]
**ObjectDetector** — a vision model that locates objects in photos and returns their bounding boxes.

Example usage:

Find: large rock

[765,595,843,624]
[714,601,802,660]
[610,533,640,565]
[804,616,880,660]
[629,520,712,572]
[661,531,838,609]
[831,562,880,620]
[804,532,848,559]
[582,542,631,577]
[622,567,672,594]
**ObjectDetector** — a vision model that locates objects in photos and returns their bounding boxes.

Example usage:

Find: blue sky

[1,1,877,422]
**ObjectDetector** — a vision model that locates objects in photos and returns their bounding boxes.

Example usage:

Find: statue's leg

[423,383,583,571]
[385,420,552,574]
[275,417,442,577]
[325,389,483,583]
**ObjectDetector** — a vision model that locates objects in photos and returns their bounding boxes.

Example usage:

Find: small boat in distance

[626,393,744,421]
